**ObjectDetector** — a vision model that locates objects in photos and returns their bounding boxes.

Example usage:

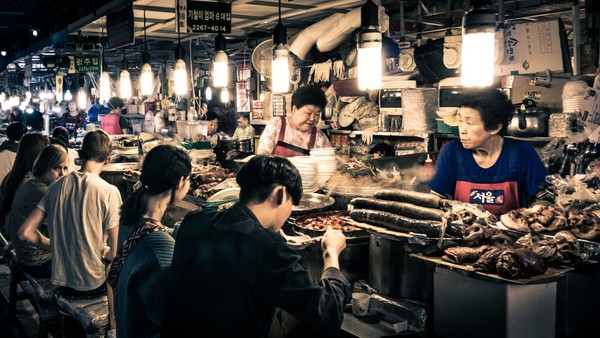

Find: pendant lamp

[119,53,132,99]
[271,0,289,93]
[213,33,228,88]
[220,88,229,103]
[173,0,188,96]
[140,10,155,96]
[461,1,497,87]
[64,89,73,102]
[77,87,87,110]
[357,0,382,90]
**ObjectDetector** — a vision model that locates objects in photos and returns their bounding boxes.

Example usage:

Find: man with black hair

[162,155,351,337]
[20,130,122,296]
[51,126,80,172]
[0,122,27,183]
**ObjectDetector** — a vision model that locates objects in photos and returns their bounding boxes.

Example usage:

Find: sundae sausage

[350,197,445,221]
[373,189,442,209]
[350,209,451,237]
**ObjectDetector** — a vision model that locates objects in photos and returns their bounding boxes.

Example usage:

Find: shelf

[330,129,433,138]
[506,136,555,142]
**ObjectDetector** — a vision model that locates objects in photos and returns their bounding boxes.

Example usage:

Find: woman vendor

[101,97,129,135]
[428,88,547,215]
[257,85,331,157]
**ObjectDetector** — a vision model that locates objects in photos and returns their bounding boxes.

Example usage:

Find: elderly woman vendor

[257,85,331,157]
[428,88,547,215]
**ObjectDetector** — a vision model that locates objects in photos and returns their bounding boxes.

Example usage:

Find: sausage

[350,197,444,221]
[350,209,464,238]
[373,189,442,208]
[350,209,444,237]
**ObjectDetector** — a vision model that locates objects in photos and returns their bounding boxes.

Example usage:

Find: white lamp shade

[120,70,132,99]
[174,59,188,96]
[213,51,228,88]
[220,88,229,103]
[77,88,87,110]
[357,30,382,90]
[461,32,495,87]
[272,44,290,93]
[100,72,111,103]
[64,89,73,102]
[140,63,154,96]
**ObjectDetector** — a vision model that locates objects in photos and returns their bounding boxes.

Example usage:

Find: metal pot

[368,233,435,302]
[237,137,253,152]
[506,103,551,137]
[291,210,369,284]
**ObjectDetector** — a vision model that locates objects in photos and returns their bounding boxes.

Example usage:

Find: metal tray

[206,190,335,215]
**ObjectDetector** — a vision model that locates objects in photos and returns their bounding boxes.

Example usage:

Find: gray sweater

[114,224,174,338]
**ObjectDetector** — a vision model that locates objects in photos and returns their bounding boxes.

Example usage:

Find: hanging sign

[74,55,100,73]
[182,1,232,33]
[56,75,64,93]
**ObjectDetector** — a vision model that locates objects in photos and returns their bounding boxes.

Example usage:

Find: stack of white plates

[562,97,584,113]
[288,156,318,192]
[310,148,338,187]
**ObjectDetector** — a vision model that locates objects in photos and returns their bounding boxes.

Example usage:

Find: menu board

[106,4,135,50]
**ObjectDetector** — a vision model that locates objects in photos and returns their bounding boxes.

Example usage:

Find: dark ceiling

[0,0,595,81]
[0,0,113,59]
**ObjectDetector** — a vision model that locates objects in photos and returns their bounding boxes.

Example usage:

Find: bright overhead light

[64,89,73,102]
[32,30,38,37]
[174,59,188,96]
[357,0,382,90]
[140,63,154,96]
[213,33,228,88]
[461,4,497,87]
[77,87,87,110]
[220,88,229,103]
[100,72,111,103]
[271,0,290,93]
[205,86,213,101]
[0,51,6,56]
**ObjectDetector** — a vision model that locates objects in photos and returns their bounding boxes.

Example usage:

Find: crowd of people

[0,117,351,337]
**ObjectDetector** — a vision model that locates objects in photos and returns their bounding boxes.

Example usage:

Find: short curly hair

[458,88,514,134]
[291,85,327,110]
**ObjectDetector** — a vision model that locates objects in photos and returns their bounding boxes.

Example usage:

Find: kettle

[506,99,551,137]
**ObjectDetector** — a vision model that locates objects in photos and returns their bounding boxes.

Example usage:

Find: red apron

[101,113,123,135]
[272,117,316,157]
[454,144,521,215]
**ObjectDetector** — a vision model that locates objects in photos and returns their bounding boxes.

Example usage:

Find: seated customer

[108,145,191,338]
[51,126,80,172]
[19,130,122,296]
[161,155,351,337]
[7,145,68,278]
[0,122,27,184]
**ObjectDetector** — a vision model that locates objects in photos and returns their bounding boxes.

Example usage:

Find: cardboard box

[434,266,556,338]
[581,87,600,127]
[496,19,569,76]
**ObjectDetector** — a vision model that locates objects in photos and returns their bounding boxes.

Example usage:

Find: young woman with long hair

[7,145,68,277]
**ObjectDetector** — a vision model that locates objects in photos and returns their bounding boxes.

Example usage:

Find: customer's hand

[322,227,346,256]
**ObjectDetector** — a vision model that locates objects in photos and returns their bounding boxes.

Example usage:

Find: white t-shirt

[0,150,16,184]
[39,171,122,290]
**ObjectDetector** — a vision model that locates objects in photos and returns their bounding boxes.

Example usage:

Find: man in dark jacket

[0,122,27,183]
[161,155,351,337]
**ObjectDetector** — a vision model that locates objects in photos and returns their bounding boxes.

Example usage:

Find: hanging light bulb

[141,63,154,96]
[271,0,290,93]
[357,0,382,90]
[174,59,188,96]
[461,3,497,87]
[213,33,228,88]
[64,89,73,101]
[55,90,63,102]
[25,91,32,99]
[173,0,188,97]
[77,87,87,109]
[140,10,154,97]
[120,53,132,99]
[205,86,213,101]
[100,72,111,103]
[220,88,229,103]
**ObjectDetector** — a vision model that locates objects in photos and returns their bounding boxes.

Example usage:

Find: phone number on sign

[191,25,228,32]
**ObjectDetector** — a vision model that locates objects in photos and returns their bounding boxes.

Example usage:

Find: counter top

[341,312,399,338]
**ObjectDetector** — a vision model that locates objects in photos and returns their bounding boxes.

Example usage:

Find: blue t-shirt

[429,138,547,208]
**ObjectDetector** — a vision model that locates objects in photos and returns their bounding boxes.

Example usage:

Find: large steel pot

[292,210,369,285]
[368,232,435,302]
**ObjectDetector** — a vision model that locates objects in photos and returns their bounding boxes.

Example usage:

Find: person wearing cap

[0,122,27,184]
[102,97,129,135]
